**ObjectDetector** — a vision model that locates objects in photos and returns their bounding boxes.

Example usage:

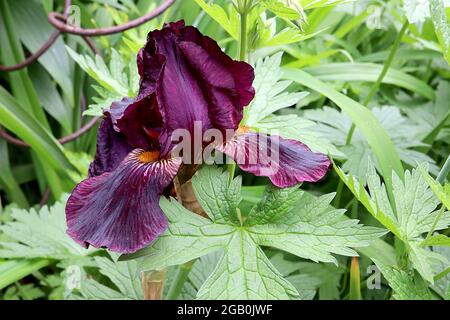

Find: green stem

[340,20,409,215]
[166,260,196,300]
[424,205,446,243]
[437,154,450,184]
[228,161,236,185]
[434,266,450,282]
[333,178,344,207]
[349,257,361,300]
[227,5,248,182]
[141,269,166,300]
[346,19,409,144]
[238,11,247,61]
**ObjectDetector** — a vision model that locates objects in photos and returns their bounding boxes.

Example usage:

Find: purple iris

[66,21,330,254]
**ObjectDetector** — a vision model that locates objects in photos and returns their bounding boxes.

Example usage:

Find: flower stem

[437,154,450,184]
[424,205,446,244]
[238,11,247,61]
[141,269,166,300]
[166,260,196,300]
[346,19,409,144]
[228,161,237,185]
[227,5,248,182]
[434,266,450,282]
[349,257,361,300]
[335,20,409,210]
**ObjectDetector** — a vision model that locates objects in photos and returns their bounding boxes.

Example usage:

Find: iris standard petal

[217,131,331,188]
[88,117,132,177]
[66,149,182,254]
[139,20,255,155]
[179,24,255,108]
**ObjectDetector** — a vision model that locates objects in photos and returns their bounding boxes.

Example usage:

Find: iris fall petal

[66,149,182,253]
[217,131,331,188]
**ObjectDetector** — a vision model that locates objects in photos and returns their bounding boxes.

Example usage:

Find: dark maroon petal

[140,20,255,155]
[137,41,166,99]
[178,41,247,132]
[217,131,331,188]
[151,29,212,154]
[66,149,182,254]
[179,24,255,108]
[88,117,132,177]
[105,97,162,150]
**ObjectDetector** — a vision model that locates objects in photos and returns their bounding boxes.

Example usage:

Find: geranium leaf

[127,166,385,300]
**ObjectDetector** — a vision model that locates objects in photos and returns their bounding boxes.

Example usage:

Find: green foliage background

[0,0,449,300]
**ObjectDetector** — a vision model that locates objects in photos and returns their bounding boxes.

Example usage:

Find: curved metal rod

[48,0,176,36]
[0,116,101,148]
[0,0,72,72]
[0,31,61,72]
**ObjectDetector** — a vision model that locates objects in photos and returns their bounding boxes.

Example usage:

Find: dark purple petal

[179,24,255,108]
[105,97,162,150]
[88,117,132,177]
[139,20,255,155]
[66,149,182,254]
[217,131,331,188]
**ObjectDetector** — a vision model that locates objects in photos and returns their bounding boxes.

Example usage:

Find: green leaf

[409,243,446,283]
[301,0,355,9]
[29,64,72,133]
[282,68,404,196]
[420,166,450,210]
[307,106,438,177]
[246,185,302,225]
[3,282,46,300]
[0,140,28,207]
[192,165,242,224]
[0,259,51,290]
[64,151,92,183]
[75,253,142,300]
[0,0,49,127]
[259,0,303,20]
[252,114,343,157]
[66,47,128,96]
[0,195,95,260]
[196,231,298,299]
[126,166,385,299]
[243,53,339,156]
[66,47,138,116]
[0,87,76,179]
[430,0,450,63]
[10,0,73,104]
[374,259,435,300]
[125,198,235,268]
[270,254,345,300]
[303,63,435,100]
[335,162,450,283]
[248,191,387,265]
[193,0,239,39]
[422,234,450,247]
[243,53,309,126]
[404,0,431,24]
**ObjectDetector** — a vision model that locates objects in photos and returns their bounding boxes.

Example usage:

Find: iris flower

[66,21,330,254]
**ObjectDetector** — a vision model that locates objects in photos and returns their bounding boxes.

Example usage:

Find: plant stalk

[424,205,446,243]
[334,20,409,210]
[141,269,166,300]
[437,154,450,184]
[228,5,249,182]
[349,257,362,300]
[346,19,409,144]
[434,266,450,282]
[166,260,196,300]
[238,11,248,61]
